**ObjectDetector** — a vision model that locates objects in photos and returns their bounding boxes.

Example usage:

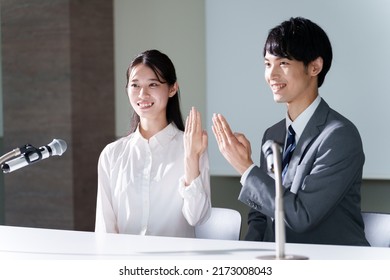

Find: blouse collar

[134,122,180,148]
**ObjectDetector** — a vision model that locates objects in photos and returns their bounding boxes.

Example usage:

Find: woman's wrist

[184,155,200,186]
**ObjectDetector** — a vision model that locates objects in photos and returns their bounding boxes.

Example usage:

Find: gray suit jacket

[239,99,369,246]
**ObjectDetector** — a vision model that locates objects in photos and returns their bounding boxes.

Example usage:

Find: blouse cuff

[178,175,205,198]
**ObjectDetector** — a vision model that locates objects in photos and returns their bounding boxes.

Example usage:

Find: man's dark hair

[263,17,333,87]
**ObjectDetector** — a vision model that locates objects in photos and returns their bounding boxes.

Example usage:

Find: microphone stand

[258,142,308,260]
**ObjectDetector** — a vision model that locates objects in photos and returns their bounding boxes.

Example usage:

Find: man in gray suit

[212,17,369,246]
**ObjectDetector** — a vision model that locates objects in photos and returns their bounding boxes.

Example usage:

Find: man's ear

[310,57,323,77]
[169,82,178,97]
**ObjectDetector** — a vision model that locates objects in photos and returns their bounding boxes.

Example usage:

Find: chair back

[362,211,390,247]
[195,207,242,240]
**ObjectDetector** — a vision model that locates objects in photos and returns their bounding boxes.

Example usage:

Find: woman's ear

[310,57,323,77]
[169,82,179,97]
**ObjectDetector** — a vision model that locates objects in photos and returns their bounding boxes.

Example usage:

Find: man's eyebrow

[264,57,283,61]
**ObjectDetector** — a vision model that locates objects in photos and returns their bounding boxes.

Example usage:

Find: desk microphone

[262,140,282,173]
[1,139,67,173]
[258,140,308,260]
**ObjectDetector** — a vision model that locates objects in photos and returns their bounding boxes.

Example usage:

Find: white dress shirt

[284,95,321,147]
[95,123,211,238]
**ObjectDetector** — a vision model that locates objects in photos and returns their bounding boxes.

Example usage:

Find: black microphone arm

[0,139,67,173]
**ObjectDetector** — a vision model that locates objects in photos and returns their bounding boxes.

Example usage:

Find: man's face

[264,52,314,106]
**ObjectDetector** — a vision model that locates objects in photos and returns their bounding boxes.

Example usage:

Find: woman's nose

[139,87,149,98]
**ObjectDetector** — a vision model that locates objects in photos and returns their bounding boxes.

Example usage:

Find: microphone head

[48,139,67,156]
[262,140,274,156]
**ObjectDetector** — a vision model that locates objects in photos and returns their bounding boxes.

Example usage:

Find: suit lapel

[283,99,330,188]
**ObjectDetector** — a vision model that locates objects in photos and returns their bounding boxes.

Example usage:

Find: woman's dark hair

[263,17,333,87]
[126,49,184,133]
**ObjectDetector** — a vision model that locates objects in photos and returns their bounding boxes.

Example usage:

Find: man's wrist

[240,163,256,185]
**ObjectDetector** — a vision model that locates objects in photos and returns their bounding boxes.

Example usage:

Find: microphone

[258,140,308,260]
[1,139,67,173]
[262,140,281,173]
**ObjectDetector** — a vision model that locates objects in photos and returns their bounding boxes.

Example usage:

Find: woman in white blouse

[95,49,211,238]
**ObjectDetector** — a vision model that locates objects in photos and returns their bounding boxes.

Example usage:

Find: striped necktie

[282,125,296,180]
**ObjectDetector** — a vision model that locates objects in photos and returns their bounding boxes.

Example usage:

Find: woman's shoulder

[101,134,136,156]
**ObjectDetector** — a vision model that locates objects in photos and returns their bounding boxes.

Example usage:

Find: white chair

[195,207,242,240]
[362,211,390,247]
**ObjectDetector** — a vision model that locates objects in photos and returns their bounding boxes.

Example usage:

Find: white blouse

[95,123,211,238]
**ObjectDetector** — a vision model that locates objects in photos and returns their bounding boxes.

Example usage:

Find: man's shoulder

[268,118,286,130]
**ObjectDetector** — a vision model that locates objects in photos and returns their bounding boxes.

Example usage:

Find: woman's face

[127,63,177,125]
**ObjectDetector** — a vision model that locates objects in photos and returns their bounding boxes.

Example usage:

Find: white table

[1,225,390,260]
